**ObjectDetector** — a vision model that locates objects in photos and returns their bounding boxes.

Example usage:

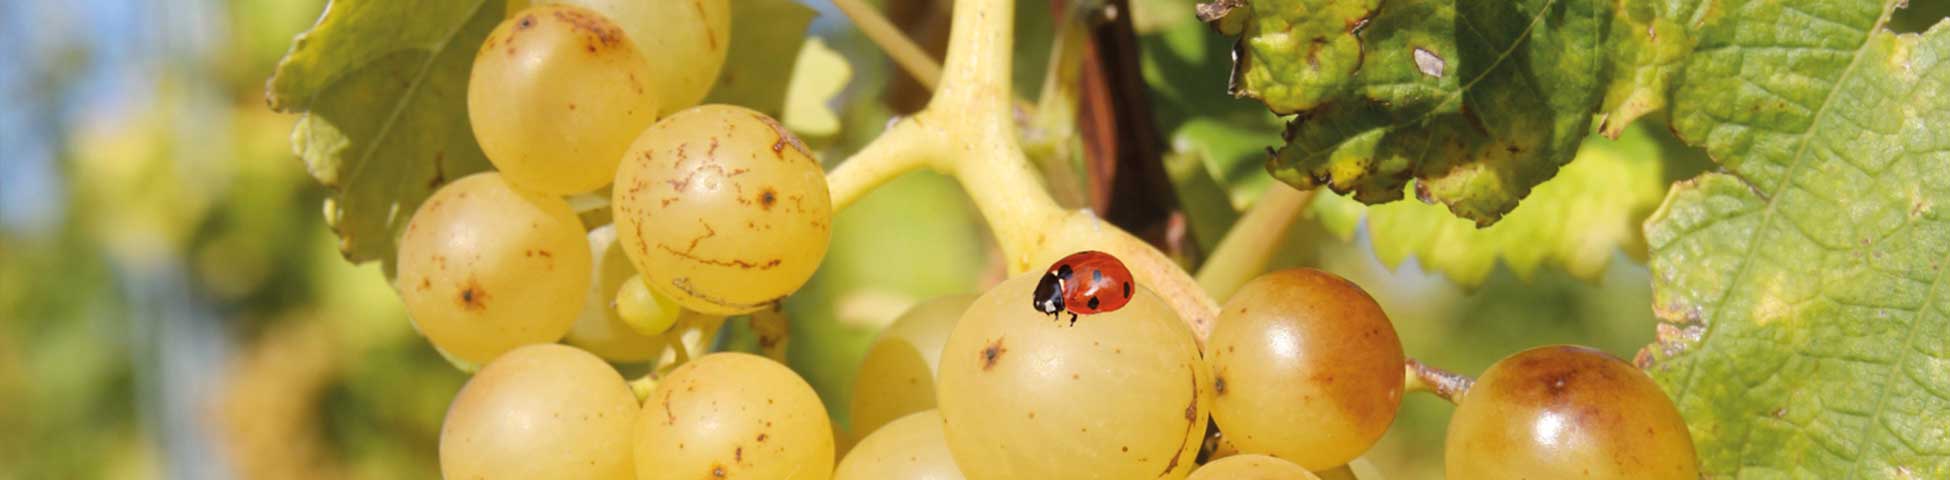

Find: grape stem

[824,0,1222,342]
[1404,357,1475,404]
[831,0,943,90]
[1193,183,1316,302]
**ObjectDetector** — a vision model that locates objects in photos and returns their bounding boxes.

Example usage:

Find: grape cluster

[389,2,1700,478]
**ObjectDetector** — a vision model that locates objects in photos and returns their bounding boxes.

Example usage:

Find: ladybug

[1032,250,1135,325]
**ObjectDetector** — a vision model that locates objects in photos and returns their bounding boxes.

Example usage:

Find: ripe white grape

[849,295,975,438]
[612,105,831,315]
[835,410,965,480]
[396,172,589,365]
[1186,454,1320,480]
[936,273,1209,480]
[469,4,660,194]
[1206,269,1403,470]
[439,344,637,479]
[531,0,730,114]
[562,224,665,361]
[635,352,834,480]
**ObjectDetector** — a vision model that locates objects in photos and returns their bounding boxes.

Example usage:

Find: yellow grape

[469,4,660,194]
[440,344,636,479]
[936,273,1209,480]
[835,410,965,480]
[1445,345,1700,479]
[1187,454,1320,480]
[612,105,831,315]
[397,172,589,365]
[1206,268,1403,470]
[635,352,834,480]
[562,224,664,362]
[532,0,730,113]
[849,295,976,437]
[614,273,681,336]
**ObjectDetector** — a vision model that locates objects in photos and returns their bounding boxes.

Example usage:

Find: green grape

[849,295,976,438]
[1206,268,1403,470]
[440,344,637,480]
[1187,454,1320,480]
[532,0,730,114]
[469,4,660,195]
[835,410,965,480]
[612,105,831,315]
[1445,345,1700,479]
[614,274,680,335]
[635,352,834,480]
[397,172,589,365]
[563,224,664,362]
[936,273,1209,480]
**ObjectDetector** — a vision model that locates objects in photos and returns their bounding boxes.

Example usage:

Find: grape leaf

[1640,4,1950,476]
[1204,0,1614,224]
[267,0,503,264]
[1311,123,1675,287]
[700,0,816,118]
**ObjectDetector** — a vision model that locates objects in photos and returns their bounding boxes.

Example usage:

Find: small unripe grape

[1445,345,1700,479]
[1187,454,1321,480]
[397,172,589,365]
[440,344,636,479]
[563,224,664,362]
[635,352,834,480]
[530,0,730,114]
[1206,268,1403,470]
[469,4,660,194]
[937,273,1209,480]
[850,295,975,437]
[612,105,831,315]
[614,274,680,335]
[835,410,965,480]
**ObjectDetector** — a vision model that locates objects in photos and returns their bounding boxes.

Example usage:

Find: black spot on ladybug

[981,338,1007,371]
[1123,281,1132,298]
[1087,296,1100,309]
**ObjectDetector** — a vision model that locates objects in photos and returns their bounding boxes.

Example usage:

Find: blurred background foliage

[12,0,1935,479]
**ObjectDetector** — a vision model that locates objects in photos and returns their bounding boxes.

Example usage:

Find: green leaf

[267,0,502,264]
[1312,122,1676,287]
[1641,7,1950,477]
[1210,0,1615,224]
[700,0,816,118]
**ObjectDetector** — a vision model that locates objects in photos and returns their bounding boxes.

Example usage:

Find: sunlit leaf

[701,0,816,117]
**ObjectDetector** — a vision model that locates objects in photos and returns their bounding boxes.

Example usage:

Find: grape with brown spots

[468,4,660,195]
[612,104,832,315]
[1205,268,1404,470]
[396,172,589,365]
[835,410,965,480]
[849,295,974,438]
[439,344,637,479]
[1444,345,1700,479]
[525,0,731,114]
[634,352,835,480]
[935,273,1209,480]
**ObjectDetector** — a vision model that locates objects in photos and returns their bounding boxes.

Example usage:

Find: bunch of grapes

[388,2,1701,479]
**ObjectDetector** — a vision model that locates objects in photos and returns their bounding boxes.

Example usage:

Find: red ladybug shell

[1032,251,1135,321]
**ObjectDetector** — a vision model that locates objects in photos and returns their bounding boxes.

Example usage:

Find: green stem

[1194,184,1315,302]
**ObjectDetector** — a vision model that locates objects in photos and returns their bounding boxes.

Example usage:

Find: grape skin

[529,0,731,114]
[849,295,975,438]
[563,224,666,362]
[635,352,835,480]
[469,4,660,195]
[1445,345,1700,479]
[1205,268,1403,470]
[439,344,637,480]
[1187,454,1321,480]
[612,105,831,315]
[396,172,589,365]
[936,273,1209,480]
[835,410,966,480]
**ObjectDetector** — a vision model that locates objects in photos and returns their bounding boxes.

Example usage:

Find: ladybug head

[1032,271,1065,315]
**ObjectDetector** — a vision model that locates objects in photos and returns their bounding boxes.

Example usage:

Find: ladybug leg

[1069,312,1078,326]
